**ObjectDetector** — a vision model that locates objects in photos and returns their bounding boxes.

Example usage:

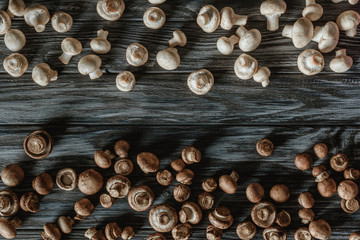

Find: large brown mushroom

[0,217,22,239]
[137,152,160,174]
[56,168,77,191]
[251,202,277,228]
[1,164,24,187]
[24,130,53,159]
[20,192,39,213]
[0,189,19,217]
[32,173,54,195]
[172,223,192,240]
[236,221,256,240]
[78,169,103,195]
[179,202,202,225]
[182,146,201,164]
[41,223,61,240]
[219,171,239,194]
[149,204,178,233]
[128,185,154,212]
[309,219,331,240]
[106,175,131,198]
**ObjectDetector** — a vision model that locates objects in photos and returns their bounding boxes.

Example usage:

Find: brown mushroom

[276,210,291,228]
[137,152,160,174]
[338,180,358,200]
[197,192,214,211]
[197,5,220,33]
[312,165,329,183]
[299,208,315,224]
[126,43,149,67]
[179,202,202,225]
[24,130,53,159]
[263,227,287,240]
[236,221,256,240]
[176,169,194,185]
[313,143,328,159]
[122,226,135,240]
[309,219,331,240]
[294,227,312,240]
[114,140,130,158]
[251,202,277,228]
[85,227,106,240]
[246,182,265,203]
[105,222,122,240]
[57,216,75,234]
[32,173,54,195]
[330,153,349,172]
[0,190,19,217]
[344,168,360,181]
[298,192,315,209]
[171,159,186,172]
[96,0,125,21]
[56,168,77,191]
[74,198,94,220]
[78,169,103,195]
[114,159,134,176]
[341,198,359,214]
[270,184,290,203]
[20,192,39,213]
[147,233,166,240]
[41,223,61,240]
[208,206,233,230]
[149,204,178,232]
[0,217,22,239]
[317,178,337,197]
[51,12,73,33]
[156,169,173,186]
[295,153,313,171]
[182,146,201,164]
[172,223,192,240]
[24,4,50,32]
[256,138,274,157]
[350,232,360,240]
[202,178,217,193]
[173,184,191,203]
[106,175,131,198]
[128,185,154,212]
[1,164,24,187]
[219,171,239,194]
[94,150,114,169]
[206,225,222,240]
[100,193,114,208]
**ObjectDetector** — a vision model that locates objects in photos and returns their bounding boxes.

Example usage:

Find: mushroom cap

[114,158,134,176]
[0,10,11,35]
[350,232,360,240]
[94,150,112,169]
[43,223,61,240]
[51,12,73,33]
[137,152,160,174]
[114,140,130,158]
[24,130,53,159]
[0,189,19,217]
[330,153,349,172]
[61,38,82,56]
[149,204,178,232]
[56,168,77,191]
[187,69,214,95]
[291,17,314,48]
[294,227,312,240]
[24,4,50,32]
[20,192,39,213]
[32,63,58,87]
[156,169,173,186]
[78,54,102,75]
[313,143,328,159]
[317,178,337,197]
[251,202,277,228]
[1,164,24,187]
[206,225,223,240]
[172,223,192,240]
[219,174,238,194]
[297,49,324,75]
[336,10,360,31]
[312,165,328,180]
[295,153,313,170]
[208,206,233,230]
[169,30,187,47]
[122,226,135,240]
[260,0,287,16]
[105,222,122,240]
[4,29,26,52]
[344,168,360,181]
[341,198,359,214]
[236,221,257,240]
[239,28,262,52]
[338,180,358,200]
[197,5,220,33]
[127,185,154,211]
[57,216,75,234]
[147,233,166,240]
[74,198,94,220]
[173,184,191,202]
[234,53,258,80]
[97,0,125,21]
[90,38,111,54]
[302,3,323,21]
[32,173,54,195]
[202,177,217,192]
[246,182,265,203]
[156,48,180,70]
[276,210,291,228]
[263,227,287,240]
[143,7,166,29]
[148,0,167,4]
[217,35,239,55]
[78,169,103,195]
[313,22,339,53]
[197,192,214,210]
[253,66,271,87]
[182,146,201,164]
[309,219,331,240]
[220,7,247,30]
[126,43,149,67]
[100,193,114,208]
[179,202,202,225]
[106,175,131,198]
[270,184,290,203]
[256,138,274,157]
[116,71,136,92]
[8,0,26,17]
[0,217,17,239]
[3,53,28,78]
[298,192,315,209]
[171,159,186,172]
[330,50,353,73]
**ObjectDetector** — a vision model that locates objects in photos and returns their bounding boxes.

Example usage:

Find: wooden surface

[0,0,359,239]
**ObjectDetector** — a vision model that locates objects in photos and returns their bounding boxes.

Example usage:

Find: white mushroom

[220,7,247,30]
[4,29,26,52]
[217,35,240,55]
[0,10,11,35]
[58,38,82,64]
[197,5,220,33]
[51,12,73,33]
[143,7,166,29]
[297,49,324,75]
[187,69,214,95]
[336,10,360,37]
[330,49,353,73]
[156,48,180,70]
[260,0,287,31]
[90,29,111,54]
[116,71,136,92]
[302,0,323,21]
[96,0,125,21]
[332,0,359,4]
[7,0,26,18]
[234,54,258,80]
[282,17,314,48]
[3,53,28,77]
[169,30,187,48]
[24,4,50,32]
[126,43,149,67]
[236,26,262,52]
[253,67,271,87]
[78,55,103,80]
[148,0,167,4]
[312,21,339,53]
[32,63,58,86]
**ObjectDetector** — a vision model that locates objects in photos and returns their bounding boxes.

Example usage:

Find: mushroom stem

[0,195,11,212]
[179,208,192,223]
[312,26,323,43]
[282,25,293,38]
[267,14,280,31]
[335,49,347,58]
[97,29,109,40]
[345,28,357,37]
[234,15,247,26]
[32,17,45,32]
[50,70,58,81]
[230,171,239,182]
[236,26,247,37]
[89,69,103,80]
[306,0,316,5]
[59,53,73,65]
[197,12,210,26]
[228,35,240,44]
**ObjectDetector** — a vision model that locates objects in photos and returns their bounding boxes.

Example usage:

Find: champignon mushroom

[105,222,122,240]
[294,227,312,240]
[7,0,26,18]
[84,227,106,240]
[106,175,131,198]
[220,7,247,30]
[202,178,217,193]
[330,153,349,172]
[182,146,201,164]
[295,153,313,171]
[251,202,277,228]
[263,227,287,240]
[1,164,24,187]
[344,168,360,181]
[313,143,328,159]
[179,202,202,225]
[297,49,324,75]
[0,11,11,35]
[338,180,358,200]
[58,216,75,234]
[0,190,19,217]
[336,10,360,37]
[4,29,26,52]
[20,192,39,213]
[56,168,77,191]
[312,165,329,182]
[74,198,94,220]
[32,63,58,87]
[116,71,136,92]
[282,17,314,48]
[341,198,359,214]
[114,158,134,176]
[197,5,220,33]
[270,184,290,203]
[51,12,73,33]
[173,184,191,202]
[41,223,61,240]
[172,223,192,240]
[97,0,125,21]
[317,177,337,197]
[187,69,214,95]
[260,0,287,31]
[156,169,173,186]
[128,185,154,211]
[330,49,353,73]
[90,29,111,54]
[299,208,315,224]
[78,54,103,80]
[234,53,258,80]
[24,130,53,159]
[94,150,114,169]
[122,226,135,240]
[256,138,274,157]
[147,233,166,240]
[208,206,233,230]
[332,0,359,3]
[350,232,360,240]
[197,192,214,210]
[148,0,167,4]
[32,173,54,195]
[100,193,114,208]
[156,48,180,70]
[253,66,271,88]
[276,210,291,228]
[24,4,50,32]
[298,192,315,209]
[0,217,22,239]
[302,0,323,21]
[58,38,82,64]
[143,7,166,29]
[114,140,130,158]
[312,21,339,53]
[126,43,148,67]
[236,26,262,52]
[137,152,160,174]
[236,221,256,240]
[171,159,186,172]
[217,35,240,55]
[78,169,103,195]
[206,225,222,240]
[246,183,265,203]
[219,171,239,194]
[3,53,28,78]
[309,219,331,240]
[149,204,178,232]
[169,30,187,48]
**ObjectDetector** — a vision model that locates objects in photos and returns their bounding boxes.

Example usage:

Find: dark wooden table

[0,0,359,239]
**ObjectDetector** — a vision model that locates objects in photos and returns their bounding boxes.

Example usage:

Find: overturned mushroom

[32,173,54,195]
[0,10,11,35]
[209,206,233,230]
[128,185,154,211]
[182,146,201,164]
[169,30,187,48]
[85,227,106,240]
[253,67,271,88]
[41,223,61,240]
[4,29,26,52]
[260,0,287,31]
[51,12,73,33]
[143,7,166,29]
[100,193,114,208]
[105,222,122,240]
[234,53,258,80]
[336,10,360,37]
[344,168,360,180]
[78,169,103,195]
[7,0,26,18]
[276,210,291,228]
[309,219,331,240]
[187,69,214,95]
[1,164,24,187]
[219,171,239,194]
[202,178,217,193]
[172,223,192,240]
[122,226,135,240]
[341,198,359,214]
[174,184,191,202]
[24,130,53,159]
[90,29,111,54]
[24,4,50,32]
[179,202,202,225]
[0,217,22,239]
[294,227,312,240]
[57,216,75,234]
[148,0,167,4]
[156,48,180,70]
[149,204,178,232]
[78,54,103,80]
[297,49,324,75]
[217,35,239,55]
[256,138,274,157]
[56,168,77,191]
[236,221,256,240]
[236,26,262,52]
[3,53,28,78]
[298,208,315,224]
[263,227,286,240]
[147,233,166,240]
[97,0,125,21]
[282,17,314,48]
[126,43,148,67]
[0,190,19,217]
[251,202,277,228]
[137,152,160,174]
[106,175,131,198]
[74,198,94,220]
[59,38,82,64]
[312,21,339,53]
[220,7,247,30]
[350,232,360,240]
[302,0,323,21]
[114,158,134,176]
[116,71,136,92]
[32,63,58,87]
[206,225,222,240]
[330,153,349,172]
[197,192,214,210]
[197,5,220,33]
[20,192,39,213]
[330,49,353,73]
[156,169,173,186]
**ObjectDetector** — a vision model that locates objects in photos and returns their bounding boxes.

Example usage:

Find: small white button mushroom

[156,48,180,70]
[24,4,50,33]
[260,0,287,31]
[332,0,359,4]
[58,38,82,65]
[312,21,339,53]
[78,55,103,80]
[336,10,360,37]
[236,26,262,52]
[0,10,11,35]
[217,35,240,55]
[116,71,136,92]
[169,30,187,48]
[51,12,73,33]
[32,63,58,86]
[282,17,314,48]
[297,49,324,75]
[302,0,323,22]
[3,53,28,77]
[126,43,149,67]
[7,0,26,18]
[96,0,125,21]
[197,5,220,33]
[220,7,247,30]
[187,69,214,95]
[90,29,111,54]
[253,67,271,87]
[148,0,167,4]
[234,54,258,80]
[4,29,26,52]
[330,49,353,73]
[143,7,166,29]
